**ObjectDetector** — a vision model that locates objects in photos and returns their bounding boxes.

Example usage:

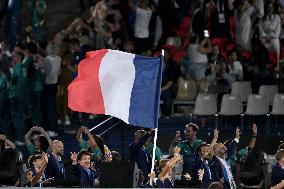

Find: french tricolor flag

[68,49,162,128]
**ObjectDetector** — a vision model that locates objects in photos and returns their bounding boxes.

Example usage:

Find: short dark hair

[26,42,38,54]
[28,153,42,167]
[71,38,80,46]
[77,150,91,161]
[186,123,199,132]
[197,143,209,154]
[14,51,25,61]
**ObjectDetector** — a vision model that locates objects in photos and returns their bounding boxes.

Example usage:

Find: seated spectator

[26,152,51,187]
[128,129,153,181]
[25,126,53,155]
[227,50,244,81]
[271,149,284,187]
[45,140,65,186]
[70,150,100,188]
[76,126,112,164]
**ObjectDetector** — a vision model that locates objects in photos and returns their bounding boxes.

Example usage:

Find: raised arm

[30,153,49,187]
[248,124,257,149]
[158,154,181,181]
[210,129,219,148]
[25,127,37,145]
[0,134,15,149]
[76,127,84,144]
[129,130,153,153]
[82,126,97,149]
[37,127,53,151]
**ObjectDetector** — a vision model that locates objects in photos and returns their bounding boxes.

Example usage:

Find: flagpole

[150,49,164,186]
[89,116,113,132]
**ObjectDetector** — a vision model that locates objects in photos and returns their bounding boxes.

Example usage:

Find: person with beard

[45,140,65,186]
[210,143,237,189]
[70,150,100,188]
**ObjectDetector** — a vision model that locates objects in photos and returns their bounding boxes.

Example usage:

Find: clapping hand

[183,173,191,180]
[198,169,205,181]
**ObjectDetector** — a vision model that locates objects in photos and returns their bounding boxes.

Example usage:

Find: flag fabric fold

[68,49,162,128]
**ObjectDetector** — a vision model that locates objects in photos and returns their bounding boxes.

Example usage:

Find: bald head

[213,143,227,159]
[53,140,64,156]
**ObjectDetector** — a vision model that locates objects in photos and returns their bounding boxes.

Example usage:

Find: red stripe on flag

[68,49,108,114]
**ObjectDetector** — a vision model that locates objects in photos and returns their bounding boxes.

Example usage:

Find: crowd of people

[0,0,282,140]
[0,123,284,188]
[0,0,283,188]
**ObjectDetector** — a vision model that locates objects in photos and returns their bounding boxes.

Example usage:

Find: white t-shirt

[45,55,61,84]
[229,61,244,80]
[188,44,208,64]
[134,7,152,38]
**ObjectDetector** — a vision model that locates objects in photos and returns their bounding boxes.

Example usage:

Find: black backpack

[238,149,267,186]
[0,148,23,186]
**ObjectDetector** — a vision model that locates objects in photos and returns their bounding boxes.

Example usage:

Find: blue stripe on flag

[128,55,162,128]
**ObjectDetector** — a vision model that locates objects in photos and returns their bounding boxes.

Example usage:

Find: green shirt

[79,139,103,161]
[27,143,37,155]
[9,63,26,98]
[237,147,249,163]
[177,139,204,173]
[0,73,8,100]
[145,143,162,161]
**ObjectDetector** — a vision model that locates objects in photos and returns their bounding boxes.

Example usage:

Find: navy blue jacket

[193,158,212,188]
[271,163,284,187]
[155,178,174,188]
[209,140,238,189]
[45,153,65,186]
[74,165,99,188]
[209,156,231,189]
[128,132,152,179]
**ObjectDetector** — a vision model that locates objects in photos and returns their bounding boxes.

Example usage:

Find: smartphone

[204,30,209,38]
[176,131,180,136]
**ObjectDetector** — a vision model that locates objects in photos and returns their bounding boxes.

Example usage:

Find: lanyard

[217,0,225,12]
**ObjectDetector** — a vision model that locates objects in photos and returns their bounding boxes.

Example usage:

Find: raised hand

[252,123,257,136]
[235,127,241,140]
[42,152,48,164]
[0,134,6,141]
[70,152,78,162]
[213,128,219,141]
[81,126,89,134]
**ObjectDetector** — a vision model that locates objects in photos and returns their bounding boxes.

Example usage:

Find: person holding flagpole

[128,129,154,183]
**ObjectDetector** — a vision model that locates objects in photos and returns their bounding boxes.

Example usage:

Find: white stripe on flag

[99,50,136,124]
